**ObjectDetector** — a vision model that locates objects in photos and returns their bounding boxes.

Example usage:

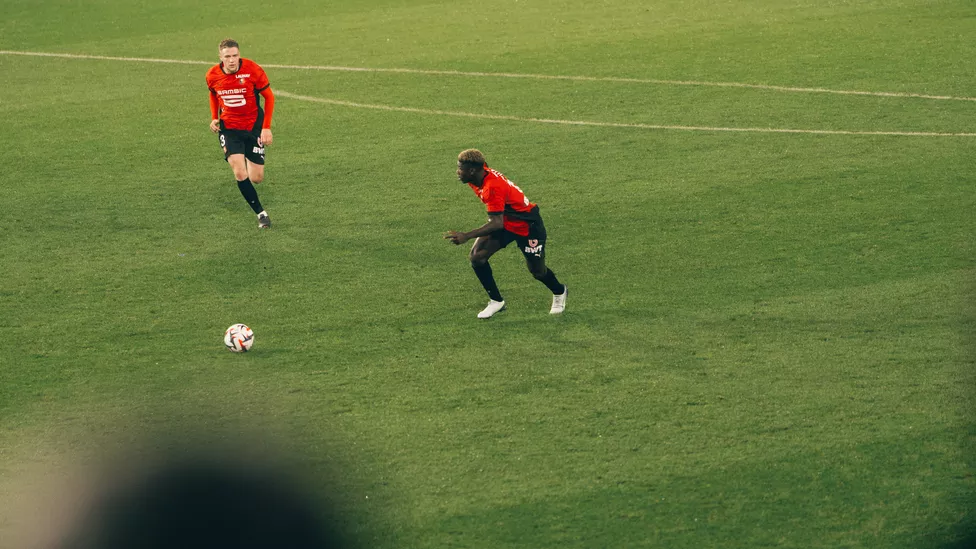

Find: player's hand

[210,119,220,133]
[259,129,273,146]
[444,230,468,245]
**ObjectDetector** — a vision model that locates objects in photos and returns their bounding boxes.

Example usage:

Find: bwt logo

[524,239,543,255]
[252,146,265,154]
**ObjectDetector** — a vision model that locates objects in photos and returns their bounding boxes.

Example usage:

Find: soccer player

[206,38,275,228]
[445,149,568,319]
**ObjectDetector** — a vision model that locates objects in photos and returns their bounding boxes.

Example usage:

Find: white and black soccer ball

[223,323,254,352]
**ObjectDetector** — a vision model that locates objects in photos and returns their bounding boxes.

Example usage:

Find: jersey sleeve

[259,87,274,129]
[205,69,219,119]
[252,63,272,128]
[209,89,220,119]
[253,63,270,91]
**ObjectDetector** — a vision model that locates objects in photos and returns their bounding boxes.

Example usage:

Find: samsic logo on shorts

[524,239,543,255]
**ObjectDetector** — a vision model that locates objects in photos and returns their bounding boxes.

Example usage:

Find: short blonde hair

[458,149,486,166]
[218,38,239,51]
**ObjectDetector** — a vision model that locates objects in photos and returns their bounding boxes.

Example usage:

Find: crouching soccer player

[206,38,275,228]
[444,149,568,319]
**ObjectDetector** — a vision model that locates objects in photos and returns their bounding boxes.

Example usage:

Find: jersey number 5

[222,94,246,108]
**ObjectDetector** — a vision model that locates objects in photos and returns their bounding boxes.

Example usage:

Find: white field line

[3,49,975,103]
[276,91,976,137]
[4,50,972,136]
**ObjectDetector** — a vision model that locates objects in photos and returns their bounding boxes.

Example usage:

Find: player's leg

[523,253,567,314]
[243,139,270,228]
[525,254,563,289]
[247,162,265,184]
[227,153,249,181]
[229,154,268,226]
[518,223,567,314]
[221,129,268,228]
[469,234,507,318]
[469,234,504,265]
[245,138,266,184]
[228,153,264,215]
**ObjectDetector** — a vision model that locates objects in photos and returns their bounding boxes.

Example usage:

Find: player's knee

[469,253,488,267]
[529,265,548,279]
[250,173,264,184]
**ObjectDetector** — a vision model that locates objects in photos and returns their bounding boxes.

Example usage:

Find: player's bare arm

[444,214,504,245]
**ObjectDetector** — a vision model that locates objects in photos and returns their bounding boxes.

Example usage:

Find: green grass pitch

[1,0,973,547]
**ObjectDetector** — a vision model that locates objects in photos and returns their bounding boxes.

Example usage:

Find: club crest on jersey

[239,77,246,84]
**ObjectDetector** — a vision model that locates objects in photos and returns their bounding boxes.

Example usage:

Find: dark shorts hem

[218,129,265,165]
[489,219,547,260]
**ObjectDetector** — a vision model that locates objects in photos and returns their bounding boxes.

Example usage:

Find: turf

[1,0,973,547]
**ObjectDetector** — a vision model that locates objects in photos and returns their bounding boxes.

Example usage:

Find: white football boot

[550,286,568,314]
[477,299,506,319]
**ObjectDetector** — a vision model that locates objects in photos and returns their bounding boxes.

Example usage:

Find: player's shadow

[59,454,355,549]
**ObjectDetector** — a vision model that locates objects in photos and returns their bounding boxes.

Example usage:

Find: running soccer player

[445,149,568,319]
[206,38,275,228]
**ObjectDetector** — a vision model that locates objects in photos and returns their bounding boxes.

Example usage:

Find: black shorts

[218,129,265,165]
[491,218,548,261]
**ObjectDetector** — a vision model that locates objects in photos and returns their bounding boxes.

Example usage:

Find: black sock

[237,178,264,214]
[536,269,565,295]
[472,262,503,302]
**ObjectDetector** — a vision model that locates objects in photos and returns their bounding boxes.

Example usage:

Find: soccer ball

[223,323,254,352]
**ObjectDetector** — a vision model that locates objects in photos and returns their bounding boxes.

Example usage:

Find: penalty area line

[275,90,976,137]
[2,50,975,103]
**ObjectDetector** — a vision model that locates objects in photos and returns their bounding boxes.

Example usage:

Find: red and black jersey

[468,166,541,236]
[206,58,273,132]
